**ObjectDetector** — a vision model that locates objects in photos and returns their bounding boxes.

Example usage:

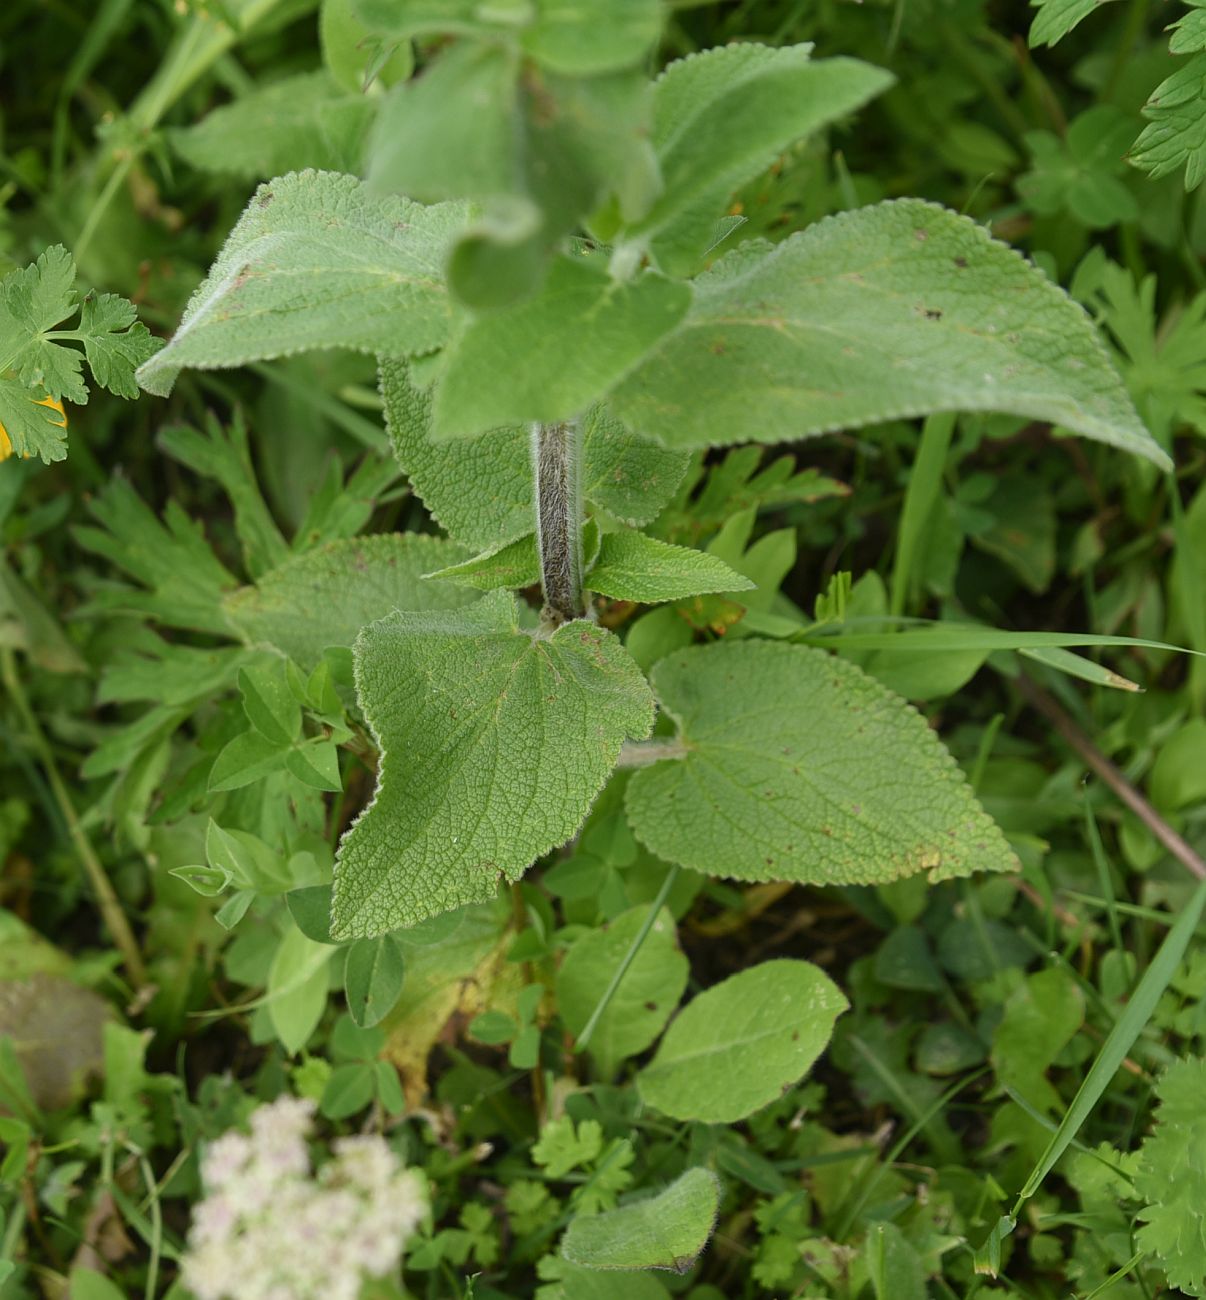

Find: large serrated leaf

[382,360,689,547]
[612,200,1169,469]
[331,590,654,936]
[223,534,478,669]
[136,171,467,397]
[632,44,894,272]
[625,640,1019,887]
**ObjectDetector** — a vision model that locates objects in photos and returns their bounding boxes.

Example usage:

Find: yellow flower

[0,394,66,461]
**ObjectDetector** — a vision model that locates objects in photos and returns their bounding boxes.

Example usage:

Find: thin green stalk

[1080,1253,1146,1299]
[575,865,680,1052]
[137,1151,162,1300]
[532,420,584,624]
[73,150,133,264]
[1,648,147,989]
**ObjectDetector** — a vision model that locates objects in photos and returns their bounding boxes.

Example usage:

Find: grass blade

[890,412,954,618]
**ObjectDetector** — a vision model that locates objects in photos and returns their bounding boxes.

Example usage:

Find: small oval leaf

[637,959,847,1123]
[561,1167,721,1272]
[344,934,407,1028]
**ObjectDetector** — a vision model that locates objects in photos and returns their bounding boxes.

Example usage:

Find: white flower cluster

[181,1096,426,1300]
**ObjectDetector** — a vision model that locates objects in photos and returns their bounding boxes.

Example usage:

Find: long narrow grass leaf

[891,412,954,617]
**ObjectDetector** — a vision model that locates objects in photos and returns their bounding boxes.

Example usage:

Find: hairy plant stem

[1017,672,1206,882]
[531,420,584,625]
[1,647,149,989]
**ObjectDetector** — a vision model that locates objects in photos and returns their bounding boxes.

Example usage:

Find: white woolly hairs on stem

[531,419,584,624]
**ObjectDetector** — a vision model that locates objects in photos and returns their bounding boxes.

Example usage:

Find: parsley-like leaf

[77,292,159,400]
[1135,1056,1206,1296]
[1131,54,1206,189]
[0,245,160,462]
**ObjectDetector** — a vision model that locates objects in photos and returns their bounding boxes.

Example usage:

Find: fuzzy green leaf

[1136,1056,1206,1295]
[612,200,1169,469]
[631,44,894,272]
[431,256,690,439]
[223,534,479,670]
[367,42,524,204]
[136,171,466,397]
[331,590,654,936]
[366,42,657,306]
[637,959,848,1122]
[169,71,373,179]
[384,360,689,547]
[561,1168,721,1272]
[424,534,541,591]
[625,641,1019,887]
[425,521,600,593]
[587,530,754,603]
